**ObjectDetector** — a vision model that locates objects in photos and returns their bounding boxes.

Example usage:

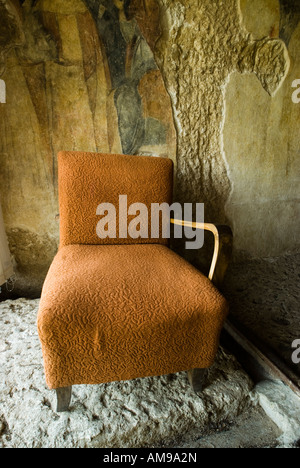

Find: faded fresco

[84,0,174,156]
[0,0,176,184]
[0,0,176,293]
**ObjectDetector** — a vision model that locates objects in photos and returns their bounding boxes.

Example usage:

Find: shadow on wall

[279,0,300,46]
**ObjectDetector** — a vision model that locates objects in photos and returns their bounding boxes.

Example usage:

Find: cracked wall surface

[0,0,298,295]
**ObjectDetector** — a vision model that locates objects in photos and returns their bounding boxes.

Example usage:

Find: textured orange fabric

[38,151,229,390]
[58,151,173,248]
[38,244,229,389]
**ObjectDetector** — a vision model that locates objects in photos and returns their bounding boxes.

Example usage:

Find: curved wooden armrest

[170,219,233,288]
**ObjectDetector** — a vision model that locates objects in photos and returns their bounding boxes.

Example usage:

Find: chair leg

[56,386,72,412]
[188,369,207,393]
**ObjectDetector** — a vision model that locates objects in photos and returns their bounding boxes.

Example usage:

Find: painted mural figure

[86,0,167,155]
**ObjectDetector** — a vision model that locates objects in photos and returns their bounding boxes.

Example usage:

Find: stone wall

[0,0,299,296]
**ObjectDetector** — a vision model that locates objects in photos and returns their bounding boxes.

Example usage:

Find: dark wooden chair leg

[188,369,207,393]
[56,386,72,412]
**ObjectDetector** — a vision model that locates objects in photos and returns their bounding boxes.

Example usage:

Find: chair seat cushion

[38,244,229,389]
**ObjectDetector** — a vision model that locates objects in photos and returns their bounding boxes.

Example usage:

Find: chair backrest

[58,151,173,248]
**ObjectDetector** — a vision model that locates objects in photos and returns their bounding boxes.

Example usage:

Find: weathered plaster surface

[0,0,176,294]
[0,0,297,293]
[154,0,289,231]
[224,0,300,257]
[0,0,24,74]
[240,0,280,40]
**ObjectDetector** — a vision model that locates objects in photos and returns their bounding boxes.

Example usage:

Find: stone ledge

[253,380,300,448]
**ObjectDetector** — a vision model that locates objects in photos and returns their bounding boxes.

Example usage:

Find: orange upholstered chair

[38,151,232,412]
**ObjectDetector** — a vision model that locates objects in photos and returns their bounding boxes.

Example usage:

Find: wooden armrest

[170,219,233,288]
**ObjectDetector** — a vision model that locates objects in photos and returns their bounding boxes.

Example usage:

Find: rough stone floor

[223,253,300,380]
[0,299,284,448]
